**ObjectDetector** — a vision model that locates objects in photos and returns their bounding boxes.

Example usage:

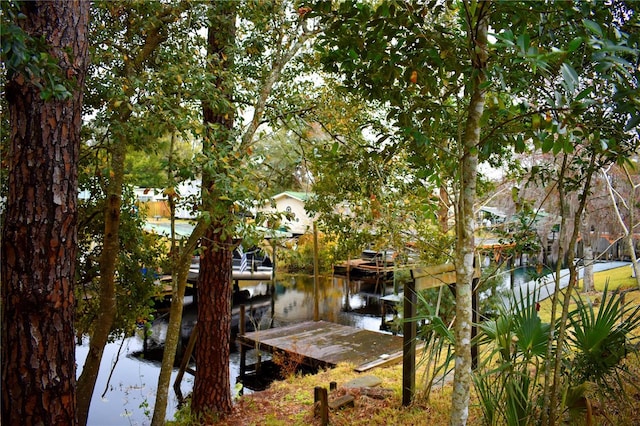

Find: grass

[534,265,640,323]
[170,266,640,426]
[583,264,639,291]
[212,362,478,426]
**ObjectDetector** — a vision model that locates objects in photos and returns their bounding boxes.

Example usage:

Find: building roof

[272,191,313,202]
[478,206,507,218]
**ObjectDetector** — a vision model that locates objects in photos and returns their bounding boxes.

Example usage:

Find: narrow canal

[76,273,397,425]
[76,266,544,425]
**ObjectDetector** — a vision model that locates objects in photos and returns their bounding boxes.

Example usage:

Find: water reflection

[76,273,397,425]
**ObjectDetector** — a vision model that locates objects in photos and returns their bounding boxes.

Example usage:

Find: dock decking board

[237,320,405,371]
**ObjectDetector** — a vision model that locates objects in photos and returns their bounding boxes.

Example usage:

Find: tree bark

[547,153,596,425]
[450,2,489,425]
[603,165,640,289]
[76,139,124,426]
[151,220,206,426]
[191,227,235,417]
[1,1,89,424]
[190,1,237,419]
[75,5,184,423]
[583,244,595,292]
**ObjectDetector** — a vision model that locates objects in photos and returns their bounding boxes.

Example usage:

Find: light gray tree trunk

[450,2,489,425]
[583,244,595,292]
[582,211,594,293]
[602,165,640,290]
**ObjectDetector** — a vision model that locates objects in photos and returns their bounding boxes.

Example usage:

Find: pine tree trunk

[1,2,89,424]
[583,245,594,293]
[189,2,237,419]
[191,228,235,417]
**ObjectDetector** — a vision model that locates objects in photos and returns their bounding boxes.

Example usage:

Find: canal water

[76,266,544,425]
[77,273,396,425]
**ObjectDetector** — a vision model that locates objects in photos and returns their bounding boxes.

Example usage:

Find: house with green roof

[262,191,315,235]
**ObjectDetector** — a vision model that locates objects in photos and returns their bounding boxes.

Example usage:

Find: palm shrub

[566,285,640,403]
[474,288,552,426]
[474,283,640,426]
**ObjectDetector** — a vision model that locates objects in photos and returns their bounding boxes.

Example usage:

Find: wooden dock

[333,258,395,277]
[236,320,405,372]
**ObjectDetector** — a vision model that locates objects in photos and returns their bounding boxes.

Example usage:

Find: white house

[262,191,315,236]
[174,179,201,219]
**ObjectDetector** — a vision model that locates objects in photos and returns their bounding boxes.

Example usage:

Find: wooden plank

[410,262,481,291]
[354,351,401,372]
[237,321,404,369]
[354,342,425,372]
[329,394,355,410]
[411,263,456,278]
[314,386,329,425]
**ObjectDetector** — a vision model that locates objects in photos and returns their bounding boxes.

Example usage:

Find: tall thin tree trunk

[603,165,640,289]
[581,210,594,293]
[583,244,595,292]
[546,153,596,425]
[76,6,183,423]
[1,2,89,424]
[151,215,206,424]
[541,156,569,426]
[450,2,489,425]
[149,98,214,422]
[76,140,124,426]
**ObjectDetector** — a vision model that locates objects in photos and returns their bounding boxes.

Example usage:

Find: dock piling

[239,304,246,378]
[314,386,328,425]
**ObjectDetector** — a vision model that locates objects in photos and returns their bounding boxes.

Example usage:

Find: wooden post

[405,262,482,402]
[239,304,246,378]
[402,277,417,406]
[173,323,198,397]
[330,381,337,391]
[313,222,320,321]
[314,386,328,425]
[271,239,277,278]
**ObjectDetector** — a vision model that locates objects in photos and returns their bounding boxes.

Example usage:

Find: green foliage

[567,285,640,399]
[408,287,456,402]
[1,0,74,100]
[474,289,552,425]
[75,183,166,338]
[126,134,200,188]
[474,283,640,425]
[495,210,544,262]
[278,233,335,273]
[251,128,313,196]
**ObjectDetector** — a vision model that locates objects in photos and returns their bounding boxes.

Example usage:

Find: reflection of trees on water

[143,273,400,359]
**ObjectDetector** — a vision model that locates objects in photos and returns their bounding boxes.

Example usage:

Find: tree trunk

[1,2,89,424]
[76,140,125,426]
[191,227,235,417]
[438,185,450,233]
[603,165,640,289]
[76,5,183,423]
[450,2,489,425]
[581,211,594,293]
[151,220,206,426]
[583,244,595,292]
[546,153,596,425]
[189,2,237,419]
